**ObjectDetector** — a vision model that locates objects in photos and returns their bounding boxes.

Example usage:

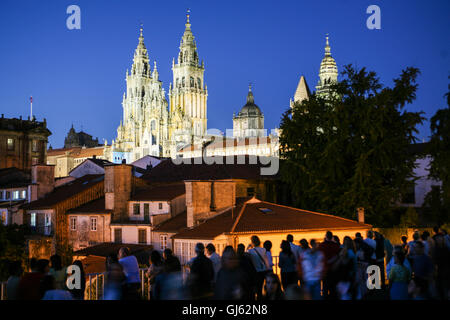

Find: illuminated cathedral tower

[315,35,338,98]
[168,10,208,153]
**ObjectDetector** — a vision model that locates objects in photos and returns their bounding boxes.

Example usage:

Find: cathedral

[111,11,207,162]
[109,11,339,162]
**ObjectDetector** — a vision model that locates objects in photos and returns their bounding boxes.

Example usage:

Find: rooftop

[66,197,111,214]
[172,198,371,240]
[130,183,185,201]
[22,174,104,210]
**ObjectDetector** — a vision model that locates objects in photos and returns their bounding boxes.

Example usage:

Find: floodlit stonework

[111,12,208,162]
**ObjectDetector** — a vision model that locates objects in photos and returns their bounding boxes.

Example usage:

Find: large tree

[279,65,424,225]
[425,84,450,224]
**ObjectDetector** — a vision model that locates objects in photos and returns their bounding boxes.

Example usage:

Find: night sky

[0,0,449,148]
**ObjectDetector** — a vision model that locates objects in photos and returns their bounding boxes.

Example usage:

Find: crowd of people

[4,227,450,300]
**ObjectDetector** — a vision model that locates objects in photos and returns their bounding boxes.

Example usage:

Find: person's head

[265,273,282,297]
[366,230,374,239]
[250,235,261,247]
[195,243,205,256]
[394,250,406,266]
[36,259,50,274]
[205,243,216,256]
[29,257,38,272]
[374,231,383,240]
[325,231,333,241]
[50,254,62,271]
[433,226,440,234]
[310,239,318,251]
[118,247,130,259]
[286,234,294,243]
[343,236,355,252]
[333,235,340,245]
[413,231,420,241]
[299,239,309,250]
[163,248,173,260]
[106,253,118,268]
[221,246,238,270]
[263,240,272,252]
[8,260,23,277]
[236,243,245,257]
[280,240,292,255]
[355,232,362,239]
[401,236,408,244]
[150,250,163,266]
[421,231,430,241]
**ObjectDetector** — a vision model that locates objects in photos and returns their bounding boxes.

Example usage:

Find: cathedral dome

[237,86,263,117]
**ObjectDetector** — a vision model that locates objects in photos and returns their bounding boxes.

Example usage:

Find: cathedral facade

[111,12,207,162]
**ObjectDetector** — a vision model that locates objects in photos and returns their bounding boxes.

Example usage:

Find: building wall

[68,214,111,250]
[128,201,170,221]
[151,231,176,252]
[110,225,151,245]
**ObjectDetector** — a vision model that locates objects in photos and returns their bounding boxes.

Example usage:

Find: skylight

[258,207,273,214]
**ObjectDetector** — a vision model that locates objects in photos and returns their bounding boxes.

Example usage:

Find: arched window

[176,78,179,87]
[197,78,201,89]
[179,52,183,63]
[182,77,185,87]
[152,134,157,145]
[190,77,194,87]
[151,120,156,131]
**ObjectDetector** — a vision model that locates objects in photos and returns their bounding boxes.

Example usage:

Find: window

[114,228,122,244]
[247,187,255,197]
[90,217,97,231]
[144,203,149,215]
[402,182,416,204]
[138,229,147,244]
[32,140,39,152]
[7,138,14,151]
[5,191,10,200]
[197,78,201,89]
[30,213,36,227]
[70,217,77,231]
[0,191,3,200]
[160,234,168,251]
[21,190,26,199]
[32,157,39,165]
[158,203,163,210]
[13,191,19,200]
[133,203,140,215]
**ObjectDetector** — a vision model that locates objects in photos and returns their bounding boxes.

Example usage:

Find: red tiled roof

[141,155,279,183]
[21,174,104,210]
[130,183,185,201]
[66,197,111,214]
[172,199,371,240]
[152,211,187,233]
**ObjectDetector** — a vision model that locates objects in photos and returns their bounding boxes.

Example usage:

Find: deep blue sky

[0,0,449,148]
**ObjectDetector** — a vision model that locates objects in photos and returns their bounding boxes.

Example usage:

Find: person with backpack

[247,235,270,300]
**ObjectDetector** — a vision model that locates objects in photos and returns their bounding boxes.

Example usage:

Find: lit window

[90,217,97,231]
[13,191,19,200]
[70,217,77,231]
[21,190,26,199]
[7,139,14,151]
[30,213,36,227]
[160,234,168,250]
[32,140,39,152]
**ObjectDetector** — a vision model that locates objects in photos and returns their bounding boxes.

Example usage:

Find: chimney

[30,165,55,201]
[105,164,133,221]
[185,180,235,228]
[357,207,365,224]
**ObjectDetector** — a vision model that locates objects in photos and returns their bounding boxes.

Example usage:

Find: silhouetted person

[17,258,49,300]
[237,243,257,300]
[318,231,340,299]
[187,243,214,299]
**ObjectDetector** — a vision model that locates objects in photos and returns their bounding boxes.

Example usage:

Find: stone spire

[178,9,199,66]
[293,76,310,103]
[132,24,150,77]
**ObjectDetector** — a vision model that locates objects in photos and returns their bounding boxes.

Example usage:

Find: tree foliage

[279,65,424,225]
[425,83,450,224]
[0,223,29,281]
